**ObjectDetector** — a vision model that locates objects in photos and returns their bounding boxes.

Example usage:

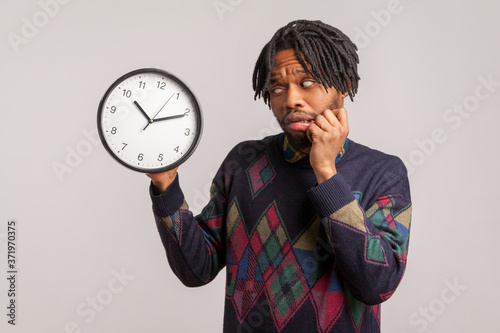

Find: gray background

[1,0,499,332]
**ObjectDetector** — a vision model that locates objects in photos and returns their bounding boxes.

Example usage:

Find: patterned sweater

[150,133,412,332]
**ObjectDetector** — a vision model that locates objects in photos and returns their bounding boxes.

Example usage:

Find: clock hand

[142,114,185,130]
[152,92,176,120]
[154,114,186,122]
[133,101,153,123]
[143,92,176,130]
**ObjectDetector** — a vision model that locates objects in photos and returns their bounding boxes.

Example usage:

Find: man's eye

[301,80,314,87]
[271,88,283,94]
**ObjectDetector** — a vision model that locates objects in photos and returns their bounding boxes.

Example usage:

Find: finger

[335,108,349,134]
[325,108,348,134]
[319,109,346,138]
[306,122,318,142]
[322,109,341,127]
[313,112,335,131]
[306,121,326,142]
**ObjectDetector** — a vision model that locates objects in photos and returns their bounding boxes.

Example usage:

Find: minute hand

[153,114,186,122]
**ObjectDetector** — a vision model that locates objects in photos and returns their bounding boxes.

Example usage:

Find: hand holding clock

[147,167,179,194]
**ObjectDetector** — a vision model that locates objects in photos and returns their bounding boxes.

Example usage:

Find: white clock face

[98,69,202,173]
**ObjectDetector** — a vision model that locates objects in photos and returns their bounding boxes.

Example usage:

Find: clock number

[157,154,164,161]
[111,127,117,135]
[122,143,128,150]
[110,106,117,113]
[138,153,144,161]
[123,89,132,98]
[176,93,180,100]
[157,81,166,90]
[139,81,146,89]
[184,128,190,136]
[174,146,179,153]
[184,108,190,116]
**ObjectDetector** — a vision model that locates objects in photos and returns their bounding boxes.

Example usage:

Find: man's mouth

[290,119,314,123]
[284,114,316,132]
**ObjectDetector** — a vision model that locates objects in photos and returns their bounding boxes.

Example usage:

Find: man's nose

[285,85,305,110]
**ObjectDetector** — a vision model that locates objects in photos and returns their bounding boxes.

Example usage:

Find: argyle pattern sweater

[150,133,412,333]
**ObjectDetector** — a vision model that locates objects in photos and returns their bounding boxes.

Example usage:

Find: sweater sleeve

[308,158,412,305]
[150,174,227,287]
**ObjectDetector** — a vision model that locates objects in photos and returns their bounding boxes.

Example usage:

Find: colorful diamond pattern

[311,271,345,332]
[364,195,410,261]
[346,287,365,332]
[227,206,249,269]
[231,248,265,321]
[223,191,389,332]
[250,203,291,281]
[160,209,185,245]
[246,153,276,198]
[224,200,351,331]
[265,250,310,329]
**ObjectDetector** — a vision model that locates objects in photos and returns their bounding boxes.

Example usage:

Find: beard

[276,98,343,153]
[279,120,313,151]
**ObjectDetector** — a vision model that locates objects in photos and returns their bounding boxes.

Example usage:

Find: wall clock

[97,68,202,173]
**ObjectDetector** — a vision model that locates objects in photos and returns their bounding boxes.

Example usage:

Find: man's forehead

[272,59,304,72]
[270,67,307,82]
[271,49,309,80]
[273,50,303,69]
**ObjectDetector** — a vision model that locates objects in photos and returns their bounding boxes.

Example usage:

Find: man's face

[269,49,345,154]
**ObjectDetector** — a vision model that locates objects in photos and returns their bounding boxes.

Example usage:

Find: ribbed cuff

[308,173,355,218]
[149,175,185,217]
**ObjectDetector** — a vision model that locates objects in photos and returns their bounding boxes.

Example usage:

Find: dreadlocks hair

[252,19,360,107]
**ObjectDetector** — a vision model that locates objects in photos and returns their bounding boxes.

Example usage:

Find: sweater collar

[283,135,348,164]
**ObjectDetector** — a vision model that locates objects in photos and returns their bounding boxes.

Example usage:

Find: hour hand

[133,101,153,123]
